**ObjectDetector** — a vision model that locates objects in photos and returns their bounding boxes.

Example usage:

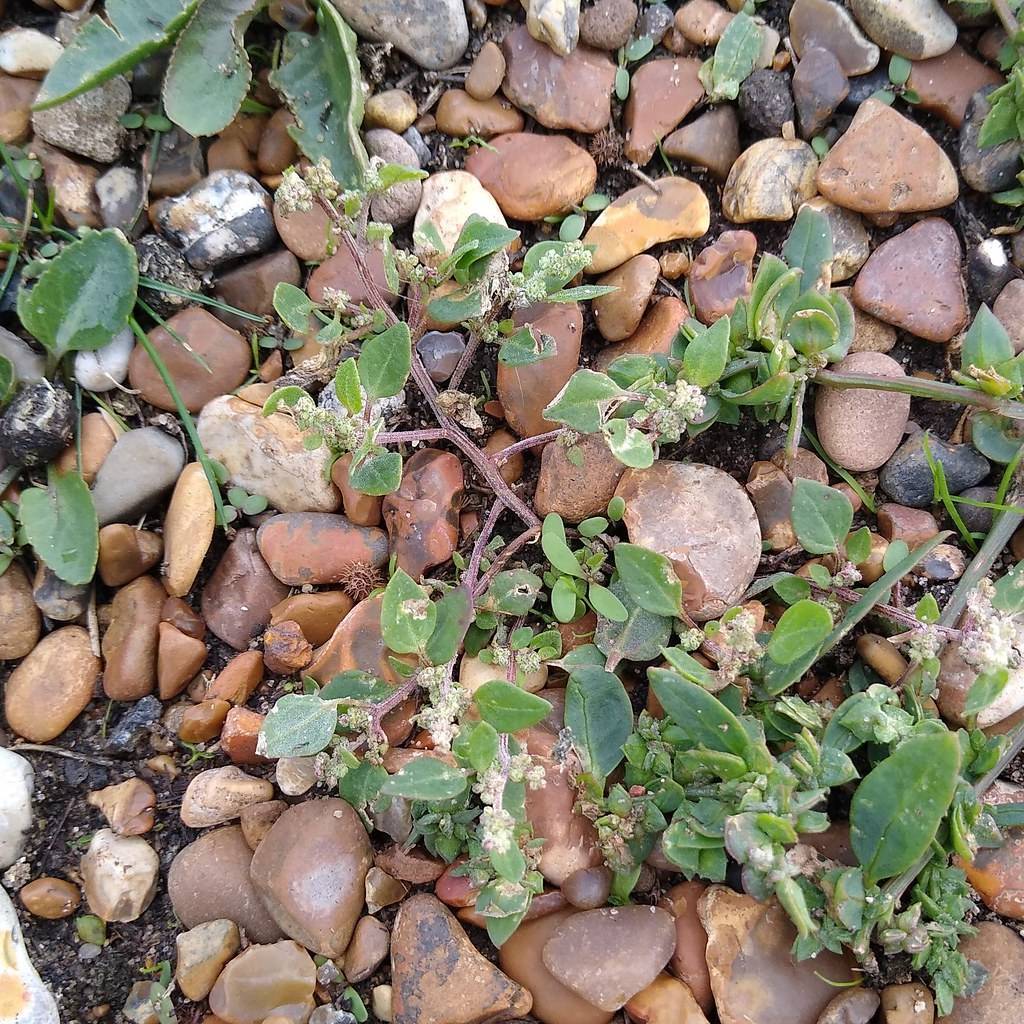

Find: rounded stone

[208,941,316,1024]
[0,380,74,466]
[0,561,40,661]
[19,877,80,920]
[722,139,819,223]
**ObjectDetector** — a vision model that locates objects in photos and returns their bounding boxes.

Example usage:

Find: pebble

[0,562,40,661]
[204,651,261,706]
[95,165,144,231]
[19,877,80,920]
[852,218,967,342]
[273,197,336,262]
[73,326,134,393]
[907,44,1001,128]
[157,622,207,698]
[264,620,313,675]
[818,989,881,1024]
[250,798,372,958]
[593,254,660,341]
[497,301,582,436]
[134,235,204,316]
[659,881,712,1012]
[275,755,317,796]
[0,884,59,1024]
[945,922,1024,1024]
[594,295,687,370]
[525,0,580,56]
[722,139,818,223]
[0,381,73,466]
[501,25,616,133]
[994,278,1024,353]
[789,0,879,75]
[414,171,507,259]
[34,142,101,227]
[382,448,464,579]
[0,26,62,77]
[541,906,676,1010]
[676,0,732,43]
[215,249,301,330]
[816,99,958,213]
[168,826,283,942]
[663,106,741,181]
[921,542,966,582]
[738,69,795,137]
[90,427,185,526]
[435,90,525,138]
[793,47,848,138]
[81,829,159,923]
[616,462,761,621]
[416,330,466,382]
[364,89,418,134]
[880,433,990,507]
[961,87,1024,194]
[33,74,129,162]
[344,916,390,983]
[625,974,710,1024]
[561,866,612,910]
[222,707,268,764]
[239,800,286,850]
[198,394,342,514]
[880,982,935,1024]
[624,57,705,165]
[465,132,596,221]
[175,919,240,1002]
[28,563,87,623]
[460,654,547,695]
[583,177,710,273]
[105,696,162,756]
[329,0,468,70]
[877,503,940,546]
[160,461,215,597]
[700,886,854,1024]
[209,941,316,1024]
[391,894,532,1024]
[968,238,1015,306]
[814,352,911,471]
[848,0,957,59]
[938,643,1024,727]
[102,576,165,700]
[580,0,637,49]
[500,909,614,1024]
[374,843,445,884]
[180,766,274,829]
[746,462,797,551]
[803,198,869,282]
[154,171,276,270]
[97,525,163,587]
[364,129,422,227]
[200,527,290,650]
[690,230,756,324]
[331,455,384,527]
[56,411,117,485]
[0,326,44,384]
[0,748,33,869]
[86,778,156,836]
[4,626,98,742]
[466,41,506,101]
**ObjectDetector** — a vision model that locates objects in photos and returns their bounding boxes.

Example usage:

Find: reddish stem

[473,525,542,597]
[490,429,564,466]
[466,500,504,592]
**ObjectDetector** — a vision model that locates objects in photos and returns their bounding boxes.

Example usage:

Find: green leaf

[844,526,872,566]
[270,0,369,187]
[782,205,833,294]
[888,54,912,87]
[381,569,436,653]
[543,369,627,433]
[595,581,672,668]
[970,412,1024,464]
[381,757,467,800]
[262,385,307,416]
[34,0,199,110]
[17,229,138,359]
[588,581,628,621]
[20,468,98,586]
[766,599,833,664]
[462,721,499,773]
[614,543,683,617]
[338,760,387,806]
[319,671,395,703]
[349,450,402,496]
[850,732,961,886]
[274,281,316,332]
[565,667,633,779]
[559,213,585,242]
[615,65,630,101]
[334,357,363,414]
[498,326,554,367]
[450,215,520,284]
[961,304,1013,374]
[993,559,1024,614]
[259,693,337,757]
[791,478,853,555]
[0,355,14,406]
[682,317,730,388]
[699,11,762,101]
[424,586,473,666]
[551,575,579,622]
[602,419,654,468]
[966,667,1011,716]
[474,681,551,732]
[478,569,543,616]
[649,668,755,763]
[358,322,411,400]
[773,574,810,605]
[541,514,583,577]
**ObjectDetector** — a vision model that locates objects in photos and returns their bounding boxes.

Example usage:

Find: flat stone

[879,433,990,508]
[789,0,879,75]
[175,920,240,1002]
[689,230,756,324]
[81,830,158,923]
[938,644,1024,728]
[466,40,506,100]
[90,427,184,526]
[0,883,59,1024]
[465,132,596,221]
[414,170,507,259]
[852,218,967,342]
[848,0,957,59]
[32,74,128,162]
[945,922,1024,1024]
[365,89,418,134]
[583,177,710,273]
[436,90,524,138]
[675,0,732,43]
[0,27,62,78]
[18,877,80,921]
[215,249,300,331]
[87,777,156,837]
[157,622,207,700]
[793,46,849,138]
[0,561,40,661]
[624,57,704,165]
[273,195,336,262]
[501,25,616,134]
[722,139,818,223]
[817,989,881,1024]
[97,525,162,588]
[817,99,958,213]
[102,576,165,701]
[541,906,676,1010]
[907,43,1001,128]
[814,352,911,471]
[579,0,637,50]
[208,941,316,1024]
[663,106,740,182]
[181,766,274,829]
[615,462,761,621]
[391,894,532,1024]
[746,462,797,551]
[593,254,660,341]
[880,983,935,1024]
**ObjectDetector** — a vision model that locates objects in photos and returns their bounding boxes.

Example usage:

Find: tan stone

[176,919,240,1002]
[87,778,156,836]
[102,576,165,700]
[181,766,274,829]
[593,254,660,342]
[0,561,40,661]
[97,525,163,587]
[208,941,316,1024]
[436,90,525,138]
[533,433,626,523]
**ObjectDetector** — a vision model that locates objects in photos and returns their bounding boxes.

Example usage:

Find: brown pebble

[20,877,81,919]
[179,700,231,743]
[465,41,506,101]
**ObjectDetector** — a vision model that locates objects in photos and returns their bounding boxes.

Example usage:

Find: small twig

[489,429,564,466]
[992,0,1021,36]
[626,164,662,194]
[13,744,117,767]
[474,525,542,596]
[784,377,807,470]
[448,331,482,392]
[466,500,503,591]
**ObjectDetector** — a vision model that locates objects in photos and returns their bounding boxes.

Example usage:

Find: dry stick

[489,429,565,466]
[992,0,1021,35]
[13,743,116,767]
[466,499,504,591]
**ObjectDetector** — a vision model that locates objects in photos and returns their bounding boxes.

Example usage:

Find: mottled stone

[180,766,274,829]
[175,920,240,1002]
[722,139,818,223]
[580,0,637,50]
[436,90,524,138]
[208,940,316,1024]
[32,74,128,162]
[534,434,627,523]
[945,922,1024,1024]
[803,198,870,282]
[961,86,1024,194]
[625,975,711,1024]
[81,830,158,923]
[789,0,879,75]
[414,170,507,259]
[0,562,40,661]
[690,230,756,323]
[87,778,156,836]
[848,0,957,60]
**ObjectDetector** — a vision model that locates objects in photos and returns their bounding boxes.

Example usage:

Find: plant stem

[490,429,565,466]
[473,524,542,597]
[466,500,504,592]
[816,370,1024,420]
[784,377,807,469]
[992,0,1021,36]
[448,331,482,391]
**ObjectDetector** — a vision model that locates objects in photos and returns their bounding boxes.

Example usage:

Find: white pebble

[0,747,33,870]
[73,327,135,392]
[0,883,60,1024]
[0,28,62,78]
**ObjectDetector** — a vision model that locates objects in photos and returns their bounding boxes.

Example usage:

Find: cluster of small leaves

[543,191,610,243]
[869,54,921,107]
[979,14,1024,209]
[698,12,765,102]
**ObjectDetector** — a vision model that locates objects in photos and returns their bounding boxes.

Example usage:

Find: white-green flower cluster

[640,380,707,444]
[708,607,762,683]
[512,240,592,307]
[416,664,470,752]
[960,578,1023,675]
[288,392,364,454]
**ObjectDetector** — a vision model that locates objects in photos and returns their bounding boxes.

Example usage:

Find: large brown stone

[533,433,626,523]
[250,798,372,958]
[102,576,165,701]
[391,894,532,1024]
[162,462,216,598]
[208,941,316,1024]
[663,106,741,182]
[97,525,163,587]
[270,591,353,647]
[306,243,397,308]
[689,230,756,324]
[624,58,704,164]
[594,295,687,371]
[435,89,525,138]
[593,254,660,342]
[659,881,713,1012]
[0,562,40,660]
[946,922,1024,1024]
[789,0,879,74]
[907,43,1001,127]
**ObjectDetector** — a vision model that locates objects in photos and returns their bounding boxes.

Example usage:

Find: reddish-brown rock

[595,296,687,371]
[262,620,313,675]
[593,254,660,342]
[533,433,626,523]
[157,621,207,699]
[207,650,264,705]
[102,576,165,700]
[97,525,163,587]
[689,230,756,324]
[659,881,713,1012]
[306,243,397,308]
[331,452,383,526]
[624,58,704,165]
[663,106,740,182]
[270,591,353,647]
[907,44,1001,128]
[220,707,268,765]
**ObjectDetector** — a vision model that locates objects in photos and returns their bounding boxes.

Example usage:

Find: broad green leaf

[426,287,486,324]
[358,322,411,400]
[262,385,307,416]
[541,514,583,577]
[850,732,961,886]
[380,757,467,800]
[381,569,435,654]
[319,671,395,703]
[474,681,551,732]
[782,205,833,294]
[334,357,363,414]
[349,450,402,495]
[649,668,755,763]
[424,586,473,666]
[791,478,853,554]
[17,229,138,359]
[603,419,654,468]
[993,560,1024,614]
[163,0,263,136]
[961,304,1013,373]
[35,0,198,109]
[683,316,730,387]
[20,468,98,585]
[551,576,580,622]
[274,282,316,332]
[588,581,628,621]
[966,667,1011,716]
[338,759,387,807]
[565,666,633,779]
[773,574,810,605]
[543,369,627,433]
[451,215,520,284]
[271,1,369,186]
[461,721,499,773]
[498,326,555,367]
[698,12,762,101]
[614,543,683,617]
[766,599,833,664]
[478,570,543,616]
[259,694,337,757]
[844,526,872,566]
[595,580,672,669]
[970,412,1024,464]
